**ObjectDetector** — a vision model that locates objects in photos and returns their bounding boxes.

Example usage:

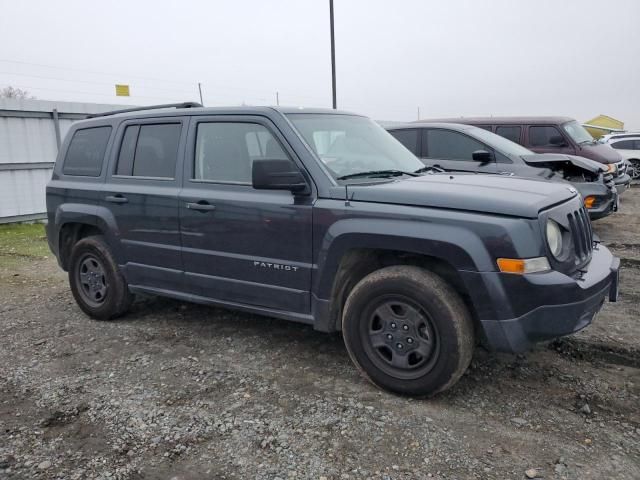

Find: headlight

[546,219,563,258]
[606,163,618,173]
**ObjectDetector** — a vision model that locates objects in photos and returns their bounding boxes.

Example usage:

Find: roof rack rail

[86,102,203,119]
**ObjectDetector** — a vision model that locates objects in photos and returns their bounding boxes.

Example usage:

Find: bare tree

[0,86,35,99]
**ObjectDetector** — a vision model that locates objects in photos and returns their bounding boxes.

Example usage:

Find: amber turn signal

[497,257,551,274]
[584,196,596,209]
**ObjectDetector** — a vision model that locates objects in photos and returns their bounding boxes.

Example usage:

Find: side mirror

[472,150,493,163]
[549,135,567,147]
[252,159,309,194]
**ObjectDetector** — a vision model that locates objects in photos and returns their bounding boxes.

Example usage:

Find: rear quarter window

[62,126,112,177]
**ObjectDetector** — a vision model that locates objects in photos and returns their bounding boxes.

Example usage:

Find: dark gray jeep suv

[46,103,620,396]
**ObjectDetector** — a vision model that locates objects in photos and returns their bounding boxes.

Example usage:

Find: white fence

[0,99,130,223]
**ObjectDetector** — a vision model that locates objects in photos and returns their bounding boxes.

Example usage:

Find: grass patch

[0,223,50,259]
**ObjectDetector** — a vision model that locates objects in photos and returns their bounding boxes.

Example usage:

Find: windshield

[469,127,533,156]
[562,120,594,144]
[286,113,424,180]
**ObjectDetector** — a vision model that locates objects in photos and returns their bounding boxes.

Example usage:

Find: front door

[102,118,187,291]
[420,128,498,174]
[526,125,576,155]
[179,116,313,314]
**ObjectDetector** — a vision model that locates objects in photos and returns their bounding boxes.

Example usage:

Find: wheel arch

[319,246,482,335]
[54,205,120,271]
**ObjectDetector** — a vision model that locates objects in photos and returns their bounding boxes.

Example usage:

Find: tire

[342,265,474,396]
[628,159,640,180]
[68,235,133,320]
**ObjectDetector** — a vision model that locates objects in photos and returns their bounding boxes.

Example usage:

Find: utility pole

[417,106,420,120]
[330,0,337,109]
[198,83,204,106]
[276,91,280,106]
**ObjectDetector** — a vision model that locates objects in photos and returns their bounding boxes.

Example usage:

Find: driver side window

[194,122,288,184]
[529,126,564,147]
[423,129,487,161]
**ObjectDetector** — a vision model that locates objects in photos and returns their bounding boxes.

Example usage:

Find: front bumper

[587,191,618,220]
[462,245,619,353]
[572,181,617,220]
[614,173,631,194]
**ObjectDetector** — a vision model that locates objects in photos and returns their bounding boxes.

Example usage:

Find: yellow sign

[115,84,130,97]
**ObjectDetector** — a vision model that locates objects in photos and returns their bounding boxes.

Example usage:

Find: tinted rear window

[63,126,112,176]
[115,123,181,178]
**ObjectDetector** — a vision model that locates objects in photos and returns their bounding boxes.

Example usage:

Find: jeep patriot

[46,103,620,396]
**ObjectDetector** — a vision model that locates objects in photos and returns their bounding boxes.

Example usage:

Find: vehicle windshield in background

[563,120,594,145]
[470,127,533,156]
[286,113,424,180]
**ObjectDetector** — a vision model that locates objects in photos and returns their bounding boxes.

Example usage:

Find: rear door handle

[186,201,216,212]
[105,195,128,204]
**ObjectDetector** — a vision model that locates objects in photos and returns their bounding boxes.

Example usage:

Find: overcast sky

[1,0,639,127]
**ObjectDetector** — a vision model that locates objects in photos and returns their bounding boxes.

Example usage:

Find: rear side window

[495,126,521,144]
[423,129,486,161]
[388,129,419,155]
[116,123,181,178]
[63,126,112,176]
[194,122,289,184]
[529,126,563,147]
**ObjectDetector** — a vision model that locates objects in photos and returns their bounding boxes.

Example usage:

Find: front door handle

[105,195,128,204]
[186,201,216,212]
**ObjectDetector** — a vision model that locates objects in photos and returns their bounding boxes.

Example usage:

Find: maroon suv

[417,116,631,193]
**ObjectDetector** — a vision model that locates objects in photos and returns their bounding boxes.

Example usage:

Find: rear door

[420,128,498,174]
[102,117,187,291]
[178,115,313,314]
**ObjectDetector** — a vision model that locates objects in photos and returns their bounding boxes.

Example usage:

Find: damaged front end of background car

[521,154,618,220]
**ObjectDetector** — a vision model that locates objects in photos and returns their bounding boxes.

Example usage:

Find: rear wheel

[68,235,133,320]
[342,266,474,396]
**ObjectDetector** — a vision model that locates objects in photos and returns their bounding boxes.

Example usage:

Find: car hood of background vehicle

[521,153,605,173]
[578,142,622,164]
[347,174,576,218]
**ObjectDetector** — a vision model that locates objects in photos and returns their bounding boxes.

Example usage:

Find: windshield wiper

[336,169,419,180]
[414,165,445,174]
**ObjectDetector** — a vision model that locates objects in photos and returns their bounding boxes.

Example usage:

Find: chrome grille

[616,160,627,176]
[567,207,593,264]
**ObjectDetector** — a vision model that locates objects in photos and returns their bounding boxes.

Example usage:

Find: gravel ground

[1,189,639,480]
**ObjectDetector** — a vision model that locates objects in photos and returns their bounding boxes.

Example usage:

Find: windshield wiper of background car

[414,165,445,174]
[336,169,420,180]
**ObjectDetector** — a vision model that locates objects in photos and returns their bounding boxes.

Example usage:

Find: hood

[521,153,605,174]
[346,173,577,218]
[577,142,622,164]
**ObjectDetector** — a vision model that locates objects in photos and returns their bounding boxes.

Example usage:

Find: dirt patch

[0,189,639,479]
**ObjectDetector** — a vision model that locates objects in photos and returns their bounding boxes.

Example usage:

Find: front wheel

[342,266,474,396]
[628,159,640,180]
